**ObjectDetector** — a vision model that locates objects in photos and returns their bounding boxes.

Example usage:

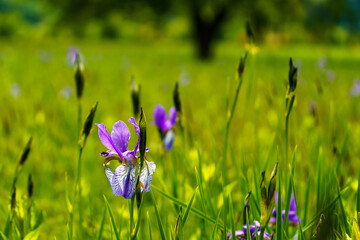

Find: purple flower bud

[350,79,360,97]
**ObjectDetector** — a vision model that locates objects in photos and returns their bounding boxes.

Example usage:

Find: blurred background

[1,0,360,59]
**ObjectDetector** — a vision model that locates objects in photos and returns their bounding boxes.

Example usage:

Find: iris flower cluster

[269,193,301,225]
[96,117,156,199]
[227,221,271,240]
[152,104,177,151]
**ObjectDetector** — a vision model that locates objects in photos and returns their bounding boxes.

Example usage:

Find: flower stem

[223,75,244,183]
[130,195,135,231]
[131,201,143,240]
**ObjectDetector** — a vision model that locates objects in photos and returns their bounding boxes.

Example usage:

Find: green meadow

[1,39,360,239]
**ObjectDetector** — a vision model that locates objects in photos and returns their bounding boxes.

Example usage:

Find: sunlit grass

[1,39,360,239]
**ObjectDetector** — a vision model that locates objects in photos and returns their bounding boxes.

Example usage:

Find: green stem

[260,228,265,240]
[223,76,244,183]
[131,201,143,240]
[76,146,84,238]
[77,100,82,134]
[222,76,243,240]
[285,114,289,163]
[130,196,135,231]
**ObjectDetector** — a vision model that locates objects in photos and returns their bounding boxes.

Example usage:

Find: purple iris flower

[270,193,300,225]
[227,221,272,240]
[350,79,360,97]
[67,47,80,66]
[96,118,156,199]
[152,104,177,151]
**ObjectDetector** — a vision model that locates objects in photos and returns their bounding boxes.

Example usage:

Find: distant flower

[152,104,177,151]
[317,56,327,70]
[59,85,74,99]
[350,79,360,97]
[178,68,190,86]
[270,193,300,225]
[10,83,20,98]
[326,70,336,82]
[39,51,52,63]
[67,47,80,66]
[227,221,272,240]
[96,118,156,199]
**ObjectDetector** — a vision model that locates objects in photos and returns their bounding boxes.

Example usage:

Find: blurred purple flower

[67,47,80,66]
[227,221,272,240]
[10,83,20,98]
[96,118,155,199]
[326,70,336,82]
[317,56,327,70]
[152,104,177,151]
[39,51,53,63]
[350,79,360,97]
[178,68,190,86]
[270,193,301,225]
[59,85,74,99]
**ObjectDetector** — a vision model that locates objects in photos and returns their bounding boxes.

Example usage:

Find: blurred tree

[189,0,229,59]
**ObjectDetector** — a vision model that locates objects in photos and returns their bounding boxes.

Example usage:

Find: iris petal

[104,163,137,199]
[96,123,123,158]
[163,130,175,151]
[153,104,167,133]
[111,120,130,153]
[128,117,140,154]
[289,194,297,212]
[140,161,156,192]
[169,107,177,126]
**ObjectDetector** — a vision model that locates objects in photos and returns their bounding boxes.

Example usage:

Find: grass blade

[147,212,152,240]
[333,171,350,235]
[302,185,349,233]
[152,185,224,229]
[150,190,167,240]
[229,195,236,240]
[357,167,360,213]
[276,174,282,240]
[96,206,107,240]
[211,208,222,240]
[103,196,120,240]
[182,187,198,226]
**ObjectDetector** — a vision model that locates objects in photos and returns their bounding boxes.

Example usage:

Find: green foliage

[1,40,360,239]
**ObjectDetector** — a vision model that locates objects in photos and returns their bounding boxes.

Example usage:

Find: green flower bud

[27,174,34,200]
[79,102,98,148]
[74,53,85,99]
[237,52,248,79]
[173,82,182,115]
[139,107,146,169]
[17,137,32,174]
[131,77,141,118]
[260,162,278,228]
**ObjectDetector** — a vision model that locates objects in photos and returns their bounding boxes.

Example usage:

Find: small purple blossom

[39,51,53,63]
[59,85,74,99]
[227,221,272,240]
[152,104,177,151]
[67,47,80,67]
[317,56,327,70]
[10,83,21,98]
[270,193,300,225]
[96,118,156,199]
[350,79,360,97]
[326,70,336,82]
